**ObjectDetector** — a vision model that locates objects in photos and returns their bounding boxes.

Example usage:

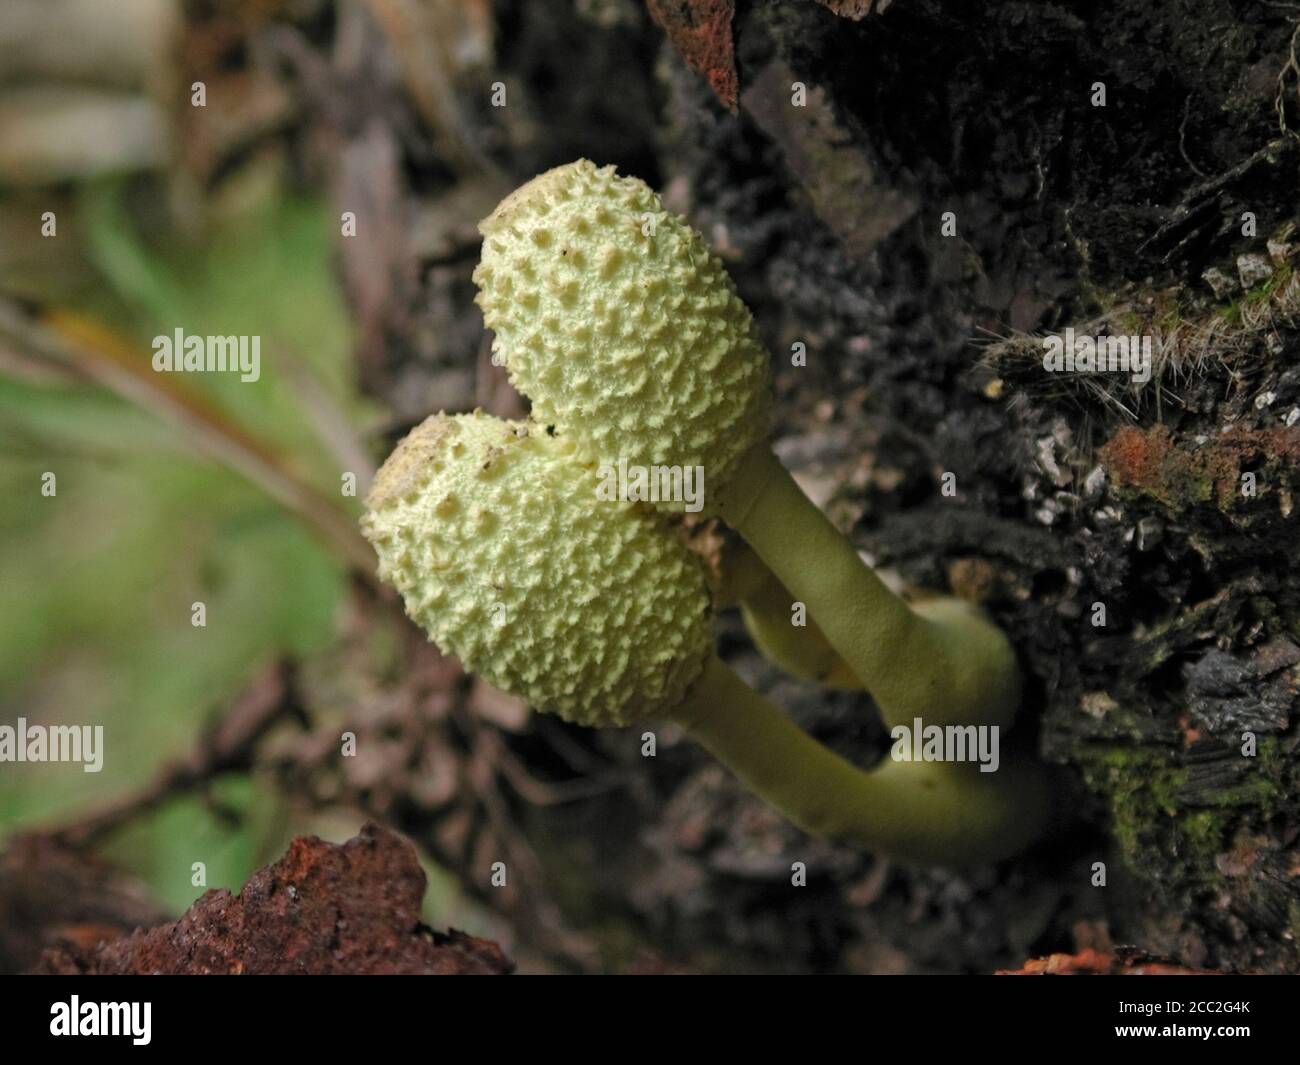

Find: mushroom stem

[716,442,1022,732]
[720,541,860,689]
[671,654,1054,865]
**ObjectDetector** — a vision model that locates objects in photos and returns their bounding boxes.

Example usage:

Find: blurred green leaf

[0,184,360,904]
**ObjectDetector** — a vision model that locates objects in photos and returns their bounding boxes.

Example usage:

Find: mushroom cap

[473,160,771,512]
[361,411,713,727]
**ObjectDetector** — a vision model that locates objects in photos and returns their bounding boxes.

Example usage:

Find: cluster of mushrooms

[362,160,1055,865]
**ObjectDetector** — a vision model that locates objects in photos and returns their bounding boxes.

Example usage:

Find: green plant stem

[716,443,1022,731]
[671,655,1054,865]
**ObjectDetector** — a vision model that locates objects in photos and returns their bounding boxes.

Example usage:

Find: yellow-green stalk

[362,411,1052,864]
[473,160,1020,732]
[720,541,859,690]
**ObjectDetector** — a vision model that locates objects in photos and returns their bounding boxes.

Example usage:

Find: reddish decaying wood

[645,0,739,111]
[35,823,512,975]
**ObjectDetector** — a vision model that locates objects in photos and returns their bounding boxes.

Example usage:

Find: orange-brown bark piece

[37,823,512,975]
[997,948,1215,975]
[645,0,738,111]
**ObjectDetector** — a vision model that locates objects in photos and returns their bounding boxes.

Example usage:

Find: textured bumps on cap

[472,160,772,510]
[361,411,713,727]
